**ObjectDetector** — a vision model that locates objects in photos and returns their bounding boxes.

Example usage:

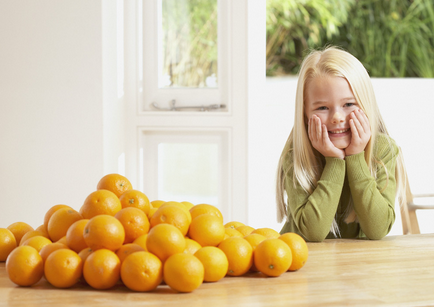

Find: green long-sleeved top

[280,133,399,242]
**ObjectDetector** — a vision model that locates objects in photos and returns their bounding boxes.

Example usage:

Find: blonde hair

[275,46,407,235]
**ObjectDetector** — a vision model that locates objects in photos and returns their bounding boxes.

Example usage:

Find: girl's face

[304,76,360,149]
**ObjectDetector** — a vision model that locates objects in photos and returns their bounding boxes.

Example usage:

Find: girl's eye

[317,106,328,110]
[344,102,356,107]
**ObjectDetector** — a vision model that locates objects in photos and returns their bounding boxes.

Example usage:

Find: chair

[401,176,434,234]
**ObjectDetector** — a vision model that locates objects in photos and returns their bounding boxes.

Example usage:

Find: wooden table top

[1,233,434,306]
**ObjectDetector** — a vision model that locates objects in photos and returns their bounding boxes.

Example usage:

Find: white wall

[248,77,434,235]
[0,1,114,229]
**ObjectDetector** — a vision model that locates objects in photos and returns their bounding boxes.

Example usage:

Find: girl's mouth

[328,128,350,137]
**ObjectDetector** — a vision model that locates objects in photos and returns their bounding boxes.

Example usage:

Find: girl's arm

[284,157,346,242]
[346,135,398,239]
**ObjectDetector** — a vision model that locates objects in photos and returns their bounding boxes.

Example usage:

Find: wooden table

[1,234,434,306]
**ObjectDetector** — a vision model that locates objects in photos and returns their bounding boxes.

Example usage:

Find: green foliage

[266,0,434,77]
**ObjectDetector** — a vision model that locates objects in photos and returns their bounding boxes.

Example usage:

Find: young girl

[276,46,407,242]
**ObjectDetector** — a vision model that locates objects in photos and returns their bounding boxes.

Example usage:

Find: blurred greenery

[266,0,434,77]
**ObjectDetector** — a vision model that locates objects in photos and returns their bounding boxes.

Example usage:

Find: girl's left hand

[345,109,371,156]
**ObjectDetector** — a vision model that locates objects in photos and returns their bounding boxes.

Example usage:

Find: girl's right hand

[308,115,345,159]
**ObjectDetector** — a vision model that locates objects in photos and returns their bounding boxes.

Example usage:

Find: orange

[78,247,93,263]
[218,237,253,276]
[0,228,17,261]
[19,230,48,246]
[254,238,292,277]
[7,222,34,245]
[47,208,83,242]
[66,219,89,253]
[57,236,68,245]
[35,225,50,238]
[21,236,52,253]
[97,173,133,197]
[150,200,165,208]
[188,214,225,247]
[244,233,267,271]
[115,243,145,263]
[279,232,309,271]
[163,253,204,293]
[133,234,148,251]
[83,215,125,251]
[119,189,151,215]
[39,242,69,262]
[251,228,280,239]
[121,251,163,292]
[115,207,150,243]
[83,249,121,290]
[181,201,194,210]
[160,201,192,224]
[44,249,83,288]
[6,246,44,286]
[184,238,202,255]
[236,225,255,236]
[225,221,245,229]
[43,204,72,231]
[194,246,228,282]
[189,203,224,222]
[150,204,190,236]
[148,207,158,220]
[79,189,122,219]
[146,224,186,262]
[224,228,243,239]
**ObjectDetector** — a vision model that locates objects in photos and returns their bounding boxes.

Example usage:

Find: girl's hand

[308,115,345,159]
[345,109,371,156]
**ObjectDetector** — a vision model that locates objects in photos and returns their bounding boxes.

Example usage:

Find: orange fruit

[44,249,83,288]
[218,237,253,276]
[150,200,165,208]
[188,214,225,247]
[224,228,243,239]
[133,234,148,251]
[150,204,190,236]
[35,225,50,238]
[83,249,121,289]
[254,238,292,277]
[181,201,194,210]
[47,208,83,242]
[194,246,228,282]
[160,201,192,223]
[236,225,255,236]
[21,236,52,253]
[189,203,224,222]
[251,228,280,239]
[66,219,90,253]
[115,207,150,243]
[78,247,93,263]
[119,189,151,215]
[43,204,72,231]
[97,173,133,197]
[7,222,34,245]
[225,221,245,229]
[0,228,17,261]
[6,246,44,286]
[115,243,145,263]
[80,189,122,219]
[279,232,308,271]
[83,215,125,251]
[121,251,163,292]
[146,224,186,262]
[164,253,204,293]
[148,207,158,220]
[184,238,202,255]
[57,236,68,245]
[19,230,48,246]
[39,242,69,262]
[244,233,267,271]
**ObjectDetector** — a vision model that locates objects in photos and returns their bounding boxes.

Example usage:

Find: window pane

[159,0,218,88]
[158,143,219,205]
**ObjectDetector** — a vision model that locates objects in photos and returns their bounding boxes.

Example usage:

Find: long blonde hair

[275,46,407,233]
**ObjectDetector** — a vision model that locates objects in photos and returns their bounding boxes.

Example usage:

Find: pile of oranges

[0,173,308,293]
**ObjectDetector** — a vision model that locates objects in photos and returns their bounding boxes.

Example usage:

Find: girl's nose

[332,111,345,124]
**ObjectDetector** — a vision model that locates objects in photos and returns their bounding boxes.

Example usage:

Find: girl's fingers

[322,124,329,143]
[316,117,322,140]
[350,118,359,138]
[356,109,370,133]
[351,112,364,135]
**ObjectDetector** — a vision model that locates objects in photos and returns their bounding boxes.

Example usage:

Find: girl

[276,46,407,242]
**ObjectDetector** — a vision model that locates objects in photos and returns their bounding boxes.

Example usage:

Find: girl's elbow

[300,227,329,242]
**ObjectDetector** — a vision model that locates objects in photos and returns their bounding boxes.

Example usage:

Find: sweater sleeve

[345,136,398,240]
[284,157,346,242]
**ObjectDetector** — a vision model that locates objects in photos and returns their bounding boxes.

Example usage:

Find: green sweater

[279,133,399,242]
